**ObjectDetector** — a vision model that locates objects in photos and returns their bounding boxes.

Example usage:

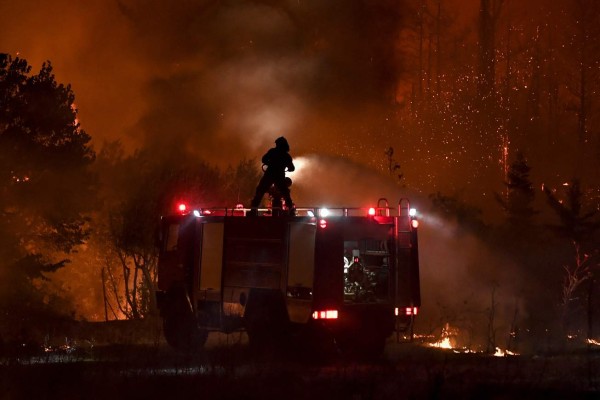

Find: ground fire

[155,198,421,358]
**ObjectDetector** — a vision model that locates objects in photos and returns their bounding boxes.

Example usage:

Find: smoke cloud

[0,0,407,167]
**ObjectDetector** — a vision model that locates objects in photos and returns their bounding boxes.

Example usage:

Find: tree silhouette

[495,151,536,230]
[384,146,403,184]
[0,54,96,327]
[95,143,260,320]
[543,178,600,334]
[543,179,598,244]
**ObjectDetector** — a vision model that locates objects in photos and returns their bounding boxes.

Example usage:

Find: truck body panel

[156,202,421,355]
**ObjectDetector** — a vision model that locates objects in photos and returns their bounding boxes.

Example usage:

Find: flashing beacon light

[368,207,376,216]
[193,210,201,217]
[409,208,419,229]
[178,203,187,213]
[319,208,330,218]
[307,210,315,217]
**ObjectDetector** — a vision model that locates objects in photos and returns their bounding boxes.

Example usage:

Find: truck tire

[335,331,387,361]
[290,321,338,363]
[244,289,290,351]
[162,288,208,352]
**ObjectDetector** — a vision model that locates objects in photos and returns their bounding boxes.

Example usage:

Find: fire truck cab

[156,199,420,357]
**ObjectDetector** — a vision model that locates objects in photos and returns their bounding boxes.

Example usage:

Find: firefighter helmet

[275,136,290,152]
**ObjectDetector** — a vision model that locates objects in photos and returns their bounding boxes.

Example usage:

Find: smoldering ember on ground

[0,0,600,397]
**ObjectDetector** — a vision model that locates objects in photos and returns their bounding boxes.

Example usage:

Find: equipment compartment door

[286,222,316,323]
[199,222,224,294]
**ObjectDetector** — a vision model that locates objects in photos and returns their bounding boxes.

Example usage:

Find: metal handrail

[180,199,412,218]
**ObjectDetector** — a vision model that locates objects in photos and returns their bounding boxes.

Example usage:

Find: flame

[429,336,453,349]
[494,347,519,357]
[427,323,457,349]
[426,323,519,356]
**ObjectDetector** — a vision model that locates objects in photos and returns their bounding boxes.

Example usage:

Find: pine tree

[0,54,96,325]
[495,151,536,230]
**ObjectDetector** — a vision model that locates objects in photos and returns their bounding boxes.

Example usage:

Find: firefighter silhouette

[268,177,293,216]
[250,136,295,215]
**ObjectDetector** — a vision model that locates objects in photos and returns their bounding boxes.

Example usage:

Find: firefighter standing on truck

[269,177,293,216]
[250,136,295,215]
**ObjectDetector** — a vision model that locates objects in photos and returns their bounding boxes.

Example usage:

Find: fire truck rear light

[411,219,419,229]
[409,208,417,217]
[368,207,376,216]
[319,208,330,217]
[395,307,418,316]
[312,310,338,320]
[178,203,187,213]
[319,219,327,228]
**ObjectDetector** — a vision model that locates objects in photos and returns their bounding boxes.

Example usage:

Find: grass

[1,324,600,399]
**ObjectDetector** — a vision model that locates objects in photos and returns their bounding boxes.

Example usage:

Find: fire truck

[155,199,421,357]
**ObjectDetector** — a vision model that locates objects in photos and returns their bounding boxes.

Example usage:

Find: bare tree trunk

[102,267,109,321]
[418,0,426,101]
[587,277,594,341]
[578,40,587,145]
[140,256,158,316]
[478,0,503,105]
[435,0,442,97]
[487,283,498,354]
[427,28,433,101]
[561,242,591,335]
[105,256,128,318]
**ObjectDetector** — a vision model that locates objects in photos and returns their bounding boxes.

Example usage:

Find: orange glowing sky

[0,1,480,159]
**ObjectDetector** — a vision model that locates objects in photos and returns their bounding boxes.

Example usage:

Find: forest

[0,0,599,354]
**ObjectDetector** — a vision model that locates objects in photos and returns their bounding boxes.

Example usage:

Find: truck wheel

[163,314,208,352]
[162,289,208,352]
[291,321,337,362]
[244,289,290,352]
[335,332,387,361]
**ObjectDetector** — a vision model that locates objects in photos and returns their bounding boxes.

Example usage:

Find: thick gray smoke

[0,0,405,165]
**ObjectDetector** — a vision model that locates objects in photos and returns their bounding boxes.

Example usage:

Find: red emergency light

[312,310,338,320]
[368,207,376,216]
[395,306,418,316]
[178,203,187,213]
[319,219,327,229]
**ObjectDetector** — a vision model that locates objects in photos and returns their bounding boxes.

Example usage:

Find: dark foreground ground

[1,333,599,400]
